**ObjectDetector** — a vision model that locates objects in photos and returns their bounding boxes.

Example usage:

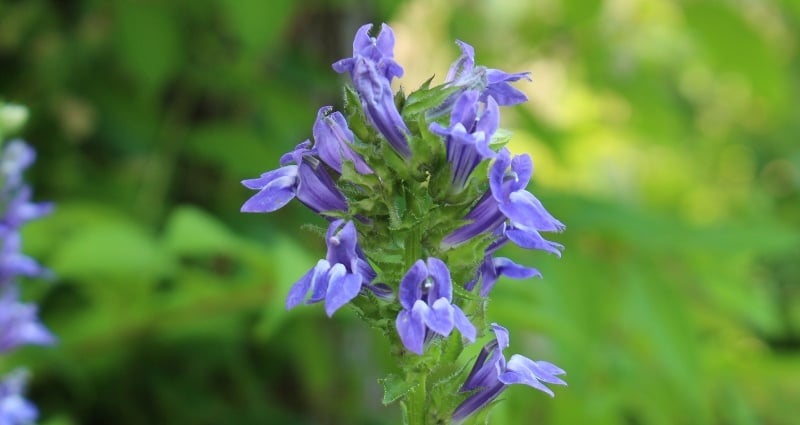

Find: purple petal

[240,177,296,213]
[475,96,500,139]
[313,107,372,175]
[490,323,510,351]
[396,308,426,355]
[452,382,507,422]
[422,298,454,336]
[494,257,541,279]
[285,266,315,310]
[509,154,533,191]
[500,190,562,231]
[484,69,532,106]
[0,292,55,352]
[453,306,476,342]
[352,24,374,54]
[295,160,347,214]
[426,257,452,301]
[489,149,511,203]
[324,263,363,317]
[399,260,426,310]
[442,192,505,247]
[505,226,564,256]
[446,40,476,82]
[279,141,313,166]
[352,57,411,158]
[0,370,39,424]
[326,220,359,267]
[499,355,567,397]
[450,91,480,129]
[376,23,396,58]
[308,260,334,304]
[241,166,296,189]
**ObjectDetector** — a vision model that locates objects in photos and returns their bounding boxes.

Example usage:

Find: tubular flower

[0,370,38,425]
[313,106,373,175]
[332,23,403,81]
[443,148,564,254]
[333,24,411,158]
[452,324,566,422]
[466,255,541,297]
[446,41,532,106]
[241,141,347,215]
[396,258,476,355]
[286,220,376,317]
[430,90,499,191]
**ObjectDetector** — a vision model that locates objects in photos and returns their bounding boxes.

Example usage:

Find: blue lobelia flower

[333,24,411,159]
[0,233,48,290]
[332,23,403,82]
[0,141,35,191]
[430,90,499,192]
[285,220,377,317]
[395,257,476,355]
[241,141,347,216]
[443,148,564,254]
[452,323,566,422]
[0,289,55,354]
[313,106,372,175]
[466,254,541,298]
[0,370,38,425]
[446,41,532,106]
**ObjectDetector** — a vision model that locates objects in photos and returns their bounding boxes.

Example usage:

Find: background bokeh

[2,0,799,424]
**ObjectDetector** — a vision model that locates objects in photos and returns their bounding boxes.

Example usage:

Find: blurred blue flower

[0,141,35,190]
[452,323,566,422]
[286,220,377,317]
[241,141,347,215]
[0,370,38,425]
[395,257,476,355]
[0,289,54,353]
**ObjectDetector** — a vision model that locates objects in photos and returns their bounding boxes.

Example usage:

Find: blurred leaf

[163,205,238,256]
[50,217,172,281]
[114,0,183,93]
[221,0,295,54]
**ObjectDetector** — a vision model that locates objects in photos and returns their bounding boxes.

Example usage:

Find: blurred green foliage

[1,0,799,424]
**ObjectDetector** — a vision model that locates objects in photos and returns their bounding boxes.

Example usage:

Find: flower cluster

[1,105,55,425]
[242,24,565,422]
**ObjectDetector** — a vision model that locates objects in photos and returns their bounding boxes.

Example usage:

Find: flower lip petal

[240,179,296,213]
[396,307,426,355]
[453,306,476,342]
[324,263,363,317]
[423,298,455,336]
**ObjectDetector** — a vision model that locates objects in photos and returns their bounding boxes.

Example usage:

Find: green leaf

[402,83,461,119]
[380,373,419,405]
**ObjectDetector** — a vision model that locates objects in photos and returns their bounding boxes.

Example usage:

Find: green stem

[405,370,427,425]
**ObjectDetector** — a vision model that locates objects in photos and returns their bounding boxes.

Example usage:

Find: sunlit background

[1,0,799,423]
